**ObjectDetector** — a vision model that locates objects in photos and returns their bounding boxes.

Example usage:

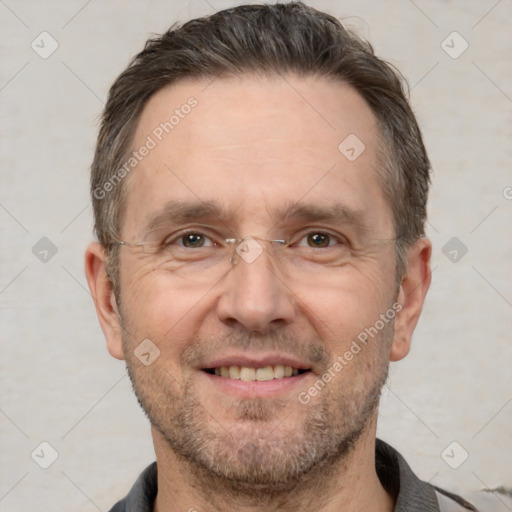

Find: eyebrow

[143,199,369,234]
[275,202,368,232]
[144,200,230,232]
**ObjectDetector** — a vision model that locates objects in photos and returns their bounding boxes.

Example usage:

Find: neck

[152,415,394,512]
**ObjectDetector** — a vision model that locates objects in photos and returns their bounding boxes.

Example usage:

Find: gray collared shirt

[108,439,478,511]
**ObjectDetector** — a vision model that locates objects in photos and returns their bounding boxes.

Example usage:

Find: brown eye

[181,234,206,248]
[307,233,331,248]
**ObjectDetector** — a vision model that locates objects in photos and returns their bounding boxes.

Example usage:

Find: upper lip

[201,352,311,370]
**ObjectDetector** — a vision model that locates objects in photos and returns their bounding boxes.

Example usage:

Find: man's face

[115,74,400,488]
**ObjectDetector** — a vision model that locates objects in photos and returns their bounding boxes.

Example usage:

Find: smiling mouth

[203,365,311,381]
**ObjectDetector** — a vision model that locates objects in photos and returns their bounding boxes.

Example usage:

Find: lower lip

[200,370,311,399]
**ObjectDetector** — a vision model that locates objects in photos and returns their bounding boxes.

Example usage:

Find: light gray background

[1,1,511,511]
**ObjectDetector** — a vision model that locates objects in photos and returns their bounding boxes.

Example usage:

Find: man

[85,2,478,511]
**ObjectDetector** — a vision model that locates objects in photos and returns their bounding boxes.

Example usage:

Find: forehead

[123,73,392,236]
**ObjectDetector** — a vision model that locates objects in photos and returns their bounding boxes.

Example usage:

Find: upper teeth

[214,365,299,381]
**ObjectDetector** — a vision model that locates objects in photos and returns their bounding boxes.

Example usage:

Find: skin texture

[85,74,431,512]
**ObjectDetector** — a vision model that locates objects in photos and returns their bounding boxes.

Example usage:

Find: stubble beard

[122,321,392,499]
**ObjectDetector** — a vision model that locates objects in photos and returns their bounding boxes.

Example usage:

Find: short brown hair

[91,1,431,288]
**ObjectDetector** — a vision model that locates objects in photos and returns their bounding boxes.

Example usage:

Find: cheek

[296,264,396,352]
[119,266,210,352]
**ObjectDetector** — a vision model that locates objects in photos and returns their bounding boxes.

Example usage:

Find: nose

[216,244,296,332]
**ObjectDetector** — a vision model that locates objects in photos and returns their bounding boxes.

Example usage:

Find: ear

[390,237,432,362]
[84,242,125,360]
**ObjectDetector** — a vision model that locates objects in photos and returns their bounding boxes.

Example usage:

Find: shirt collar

[375,438,440,511]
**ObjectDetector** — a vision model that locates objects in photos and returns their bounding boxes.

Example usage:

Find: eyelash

[162,229,349,249]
